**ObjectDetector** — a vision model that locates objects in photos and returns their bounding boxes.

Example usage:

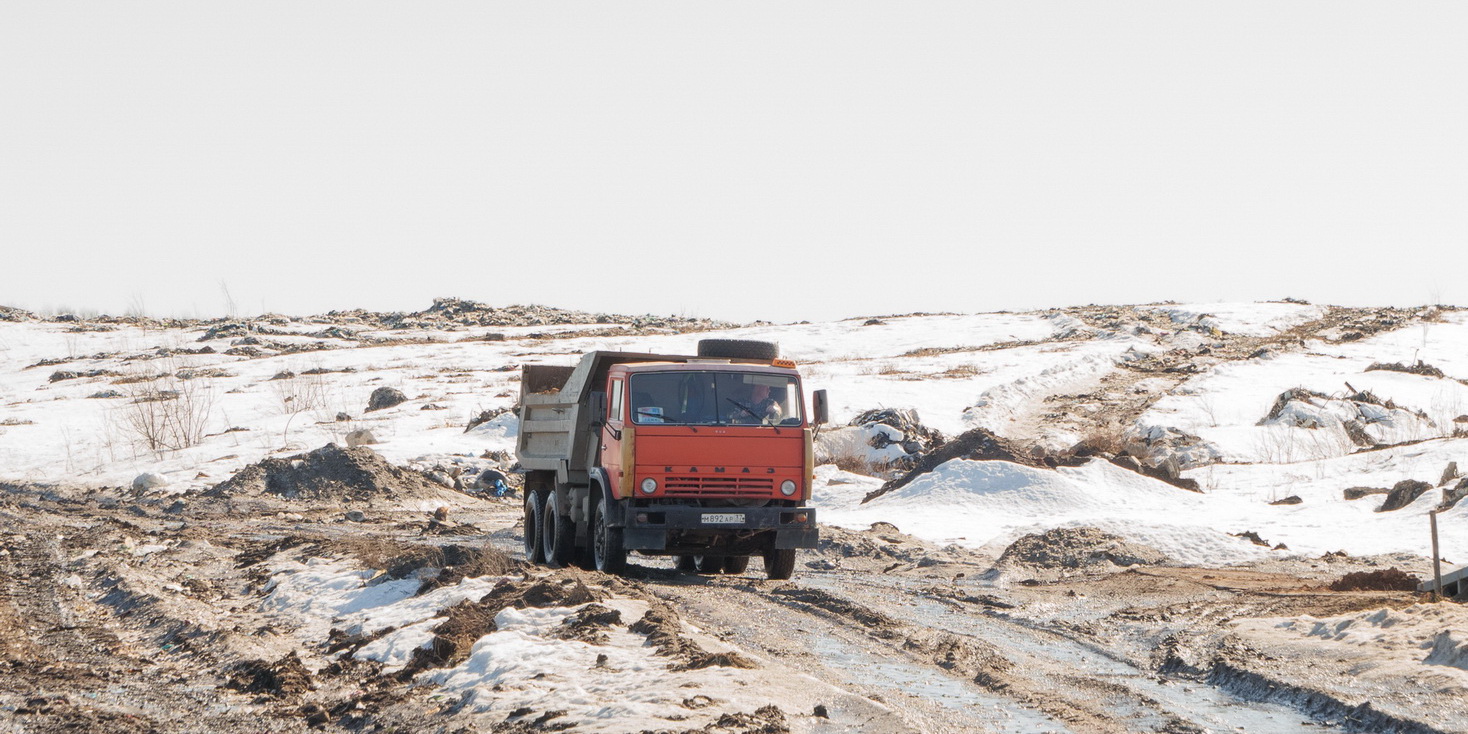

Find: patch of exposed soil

[226,651,313,697]
[401,574,602,677]
[630,603,759,671]
[553,603,623,645]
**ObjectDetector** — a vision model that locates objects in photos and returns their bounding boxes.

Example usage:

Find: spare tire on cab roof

[697,339,780,361]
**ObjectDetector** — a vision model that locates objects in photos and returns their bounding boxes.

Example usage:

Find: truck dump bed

[517,351,701,475]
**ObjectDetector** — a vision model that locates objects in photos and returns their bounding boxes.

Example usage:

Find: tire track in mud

[645,576,1130,733]
[0,517,317,733]
[0,528,169,732]
[811,571,1456,734]
[659,570,1388,734]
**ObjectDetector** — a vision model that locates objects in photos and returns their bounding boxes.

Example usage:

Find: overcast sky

[2,2,1464,323]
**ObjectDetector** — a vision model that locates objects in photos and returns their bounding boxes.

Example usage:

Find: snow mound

[825,458,1265,565]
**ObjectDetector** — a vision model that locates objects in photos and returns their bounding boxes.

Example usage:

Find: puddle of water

[809,636,1065,733]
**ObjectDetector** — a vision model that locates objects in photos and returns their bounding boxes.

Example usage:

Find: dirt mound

[206,443,446,502]
[1329,568,1420,591]
[864,426,1068,503]
[227,651,312,697]
[997,527,1167,571]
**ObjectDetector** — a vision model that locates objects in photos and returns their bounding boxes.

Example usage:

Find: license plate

[701,513,745,525]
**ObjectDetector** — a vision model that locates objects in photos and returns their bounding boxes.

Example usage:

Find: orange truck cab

[516,339,827,579]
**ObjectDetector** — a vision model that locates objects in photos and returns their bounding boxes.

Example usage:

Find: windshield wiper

[725,397,761,421]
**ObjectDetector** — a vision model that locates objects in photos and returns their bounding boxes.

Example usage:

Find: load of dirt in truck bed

[205,443,449,502]
[996,527,1167,573]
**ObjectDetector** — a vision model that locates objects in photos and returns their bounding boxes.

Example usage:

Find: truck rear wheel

[697,339,780,361]
[591,499,626,574]
[763,548,796,580]
[723,555,750,574]
[523,491,546,563]
[541,488,575,567]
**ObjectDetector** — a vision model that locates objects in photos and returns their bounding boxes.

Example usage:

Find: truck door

[601,376,626,495]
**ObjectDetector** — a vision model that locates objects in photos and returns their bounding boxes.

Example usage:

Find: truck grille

[661,475,774,498]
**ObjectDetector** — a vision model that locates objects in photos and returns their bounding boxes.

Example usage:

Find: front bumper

[620,504,818,552]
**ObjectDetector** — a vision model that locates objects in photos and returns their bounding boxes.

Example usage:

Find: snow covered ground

[2,301,1464,566]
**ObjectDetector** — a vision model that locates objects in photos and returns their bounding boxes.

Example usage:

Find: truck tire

[523,491,546,563]
[723,555,750,574]
[591,499,626,574]
[697,339,780,361]
[541,488,575,567]
[763,548,796,580]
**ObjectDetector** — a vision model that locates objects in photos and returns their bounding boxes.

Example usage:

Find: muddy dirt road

[0,480,1457,734]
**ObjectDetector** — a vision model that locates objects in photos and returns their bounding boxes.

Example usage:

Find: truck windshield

[628,372,802,426]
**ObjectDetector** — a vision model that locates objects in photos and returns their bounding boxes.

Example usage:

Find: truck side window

[609,379,624,421]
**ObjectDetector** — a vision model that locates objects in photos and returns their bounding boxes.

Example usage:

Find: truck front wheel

[763,548,796,580]
[542,488,575,567]
[523,491,546,563]
[591,499,626,574]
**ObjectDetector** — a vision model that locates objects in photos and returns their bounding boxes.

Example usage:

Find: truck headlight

[640,478,658,494]
[780,480,797,496]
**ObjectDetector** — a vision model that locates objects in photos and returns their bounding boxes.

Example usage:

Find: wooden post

[1430,510,1442,603]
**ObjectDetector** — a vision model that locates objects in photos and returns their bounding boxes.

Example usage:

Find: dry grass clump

[1073,423,1131,456]
[933,364,984,379]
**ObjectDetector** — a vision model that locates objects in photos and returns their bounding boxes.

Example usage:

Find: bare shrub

[272,370,329,445]
[117,367,215,452]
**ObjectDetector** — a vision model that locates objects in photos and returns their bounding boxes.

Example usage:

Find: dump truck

[515,339,827,579]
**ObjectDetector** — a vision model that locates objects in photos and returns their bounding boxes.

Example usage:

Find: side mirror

[812,389,829,426]
[589,391,607,426]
